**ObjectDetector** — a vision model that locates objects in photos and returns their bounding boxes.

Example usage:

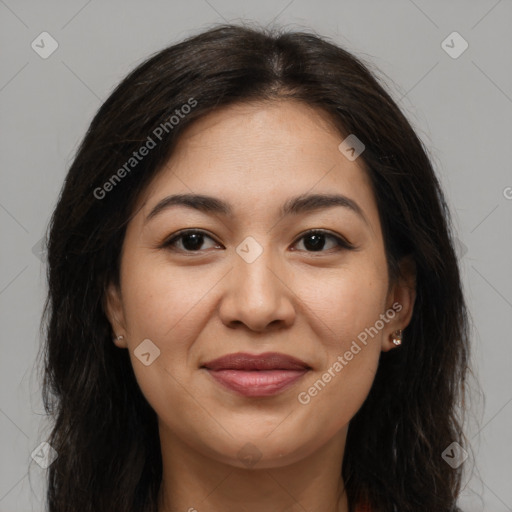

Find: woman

[40,23,471,511]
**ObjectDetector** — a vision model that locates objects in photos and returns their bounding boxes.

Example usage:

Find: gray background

[1,0,511,510]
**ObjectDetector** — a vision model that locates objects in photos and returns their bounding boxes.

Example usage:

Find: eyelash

[161,229,356,254]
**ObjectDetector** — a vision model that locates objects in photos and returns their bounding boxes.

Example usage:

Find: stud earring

[115,334,124,342]
[391,329,402,346]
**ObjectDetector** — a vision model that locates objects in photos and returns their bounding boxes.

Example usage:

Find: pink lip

[201,351,311,397]
[205,369,308,397]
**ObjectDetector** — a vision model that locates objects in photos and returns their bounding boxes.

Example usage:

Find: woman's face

[106,100,415,469]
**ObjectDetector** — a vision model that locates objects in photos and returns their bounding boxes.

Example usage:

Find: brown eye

[163,230,221,253]
[162,229,355,254]
[291,230,354,253]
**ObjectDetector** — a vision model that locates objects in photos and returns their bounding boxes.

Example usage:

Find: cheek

[118,264,201,429]
[298,261,388,350]
[117,259,202,394]
[120,258,219,342]
[293,262,386,408]
[295,276,385,439]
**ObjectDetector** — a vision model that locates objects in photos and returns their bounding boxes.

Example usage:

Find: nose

[217,242,296,332]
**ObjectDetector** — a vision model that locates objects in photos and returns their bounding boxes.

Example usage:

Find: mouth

[201,352,311,397]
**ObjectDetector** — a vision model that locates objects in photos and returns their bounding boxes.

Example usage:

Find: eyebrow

[144,192,369,226]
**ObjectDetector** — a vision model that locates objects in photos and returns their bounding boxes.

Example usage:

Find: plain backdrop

[1,1,511,510]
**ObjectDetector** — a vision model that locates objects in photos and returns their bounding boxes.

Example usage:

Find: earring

[115,334,124,341]
[391,329,402,346]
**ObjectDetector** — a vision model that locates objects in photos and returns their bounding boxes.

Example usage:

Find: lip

[205,369,308,397]
[202,351,310,371]
[201,352,311,397]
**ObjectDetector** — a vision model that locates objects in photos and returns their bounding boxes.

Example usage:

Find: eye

[161,229,355,254]
[162,229,221,253]
[291,229,355,253]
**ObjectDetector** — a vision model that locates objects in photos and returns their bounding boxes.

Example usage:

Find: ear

[103,281,128,349]
[381,254,417,352]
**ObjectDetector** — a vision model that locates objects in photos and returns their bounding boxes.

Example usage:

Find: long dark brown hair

[39,23,472,511]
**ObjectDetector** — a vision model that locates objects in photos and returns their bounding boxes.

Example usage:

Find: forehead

[137,100,380,235]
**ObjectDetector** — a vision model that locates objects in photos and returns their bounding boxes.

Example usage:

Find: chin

[203,430,320,470]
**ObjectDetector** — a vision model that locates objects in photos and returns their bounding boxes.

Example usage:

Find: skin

[105,100,416,512]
